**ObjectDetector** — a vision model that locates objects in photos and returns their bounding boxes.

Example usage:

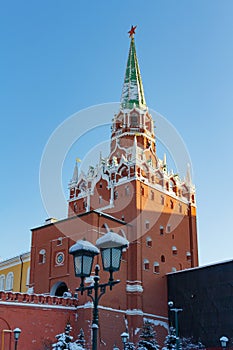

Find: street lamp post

[13,328,21,350]
[168,301,183,350]
[69,231,129,350]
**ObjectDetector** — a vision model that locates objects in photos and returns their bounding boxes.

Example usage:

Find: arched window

[83,200,87,209]
[39,249,46,264]
[125,186,130,196]
[186,252,192,261]
[161,255,166,263]
[160,225,164,235]
[143,259,150,270]
[5,272,14,291]
[74,202,78,213]
[153,262,160,274]
[161,196,164,205]
[145,220,150,230]
[57,237,63,246]
[178,203,182,213]
[146,237,152,247]
[171,267,177,272]
[130,114,138,127]
[26,267,30,287]
[172,246,178,255]
[167,224,171,233]
[0,275,5,291]
[150,190,154,200]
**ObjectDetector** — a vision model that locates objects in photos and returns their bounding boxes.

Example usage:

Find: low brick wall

[0,291,79,350]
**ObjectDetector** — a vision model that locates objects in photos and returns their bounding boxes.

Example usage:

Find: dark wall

[167,260,233,348]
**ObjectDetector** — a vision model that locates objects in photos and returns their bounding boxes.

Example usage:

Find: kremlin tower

[30,27,198,348]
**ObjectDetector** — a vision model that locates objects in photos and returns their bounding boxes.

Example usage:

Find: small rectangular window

[160,226,164,235]
[186,252,192,261]
[146,237,152,247]
[144,259,150,270]
[153,263,160,274]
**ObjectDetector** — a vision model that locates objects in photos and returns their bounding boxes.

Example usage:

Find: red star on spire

[128,25,137,38]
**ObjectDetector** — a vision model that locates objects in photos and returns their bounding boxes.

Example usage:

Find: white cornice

[0,252,30,270]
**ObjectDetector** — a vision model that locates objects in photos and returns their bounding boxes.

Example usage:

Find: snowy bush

[137,320,159,350]
[180,337,205,350]
[163,327,176,350]
[163,329,206,350]
[52,324,86,350]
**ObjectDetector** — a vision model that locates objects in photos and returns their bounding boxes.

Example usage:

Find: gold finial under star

[128,25,137,38]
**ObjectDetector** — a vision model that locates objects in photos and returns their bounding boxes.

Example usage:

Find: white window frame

[0,274,5,291]
[5,272,14,291]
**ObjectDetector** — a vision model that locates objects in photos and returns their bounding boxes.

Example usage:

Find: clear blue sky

[1,1,233,265]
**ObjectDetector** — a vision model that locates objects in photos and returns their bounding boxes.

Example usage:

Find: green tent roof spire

[121,26,147,110]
